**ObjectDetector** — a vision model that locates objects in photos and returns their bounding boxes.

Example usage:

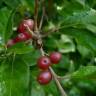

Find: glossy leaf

[0,56,29,96]
[8,42,33,54]
[71,66,96,80]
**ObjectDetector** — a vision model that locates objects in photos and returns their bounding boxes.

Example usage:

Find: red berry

[18,19,34,33]
[37,71,52,85]
[23,32,32,40]
[14,32,32,43]
[37,56,51,70]
[50,52,62,64]
[7,39,15,47]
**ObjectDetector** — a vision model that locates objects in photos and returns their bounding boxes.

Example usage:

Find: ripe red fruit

[37,56,51,70]
[50,52,62,64]
[14,32,32,43]
[18,19,34,33]
[37,71,52,85]
[7,39,15,47]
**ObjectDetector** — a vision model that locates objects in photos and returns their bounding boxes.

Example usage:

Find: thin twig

[57,75,71,80]
[34,0,39,31]
[49,67,68,96]
[42,23,81,38]
[40,47,45,56]
[39,7,45,30]
[39,0,45,30]
[41,27,61,38]
[24,24,38,38]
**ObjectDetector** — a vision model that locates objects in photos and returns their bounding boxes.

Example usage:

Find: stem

[42,26,60,37]
[24,24,38,38]
[39,47,67,96]
[33,0,68,96]
[49,67,67,96]
[57,75,71,80]
[42,23,81,37]
[34,0,39,31]
[40,47,45,56]
[39,0,45,30]
[39,8,44,30]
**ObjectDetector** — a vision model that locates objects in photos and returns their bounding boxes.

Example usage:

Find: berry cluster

[37,52,62,85]
[7,19,34,47]
[6,18,62,86]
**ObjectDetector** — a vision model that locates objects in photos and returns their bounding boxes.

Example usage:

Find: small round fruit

[18,19,34,33]
[50,52,62,64]
[14,32,32,43]
[7,39,15,47]
[37,56,51,70]
[37,71,52,85]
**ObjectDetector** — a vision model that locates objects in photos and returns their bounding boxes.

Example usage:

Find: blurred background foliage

[0,0,96,96]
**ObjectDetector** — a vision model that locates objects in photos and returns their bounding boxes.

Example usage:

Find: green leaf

[71,66,96,80]
[4,10,15,43]
[44,36,57,50]
[8,43,33,54]
[0,7,19,43]
[61,9,96,33]
[0,56,29,96]
[22,50,41,66]
[24,0,34,11]
[0,8,11,43]
[85,24,96,34]
[57,35,75,53]
[69,86,81,96]
[60,28,96,54]
[3,0,20,9]
[4,6,21,43]
[58,0,85,17]
[77,45,93,57]
[55,55,70,69]
[31,82,45,96]
[44,81,60,96]
[75,0,85,6]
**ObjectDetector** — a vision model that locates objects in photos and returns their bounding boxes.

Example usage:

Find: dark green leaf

[0,56,29,96]
[8,42,33,54]
[71,66,96,80]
